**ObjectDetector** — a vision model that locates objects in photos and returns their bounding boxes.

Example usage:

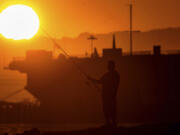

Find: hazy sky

[0,0,180,38]
[0,0,180,102]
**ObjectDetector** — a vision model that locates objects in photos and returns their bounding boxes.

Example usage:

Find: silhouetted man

[87,60,120,127]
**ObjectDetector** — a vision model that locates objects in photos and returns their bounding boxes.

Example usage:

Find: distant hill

[58,27,180,56]
[0,27,180,63]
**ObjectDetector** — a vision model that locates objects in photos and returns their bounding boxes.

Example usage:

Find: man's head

[107,60,115,71]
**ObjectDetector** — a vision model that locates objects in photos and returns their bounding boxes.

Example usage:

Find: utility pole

[87,35,97,56]
[130,4,133,56]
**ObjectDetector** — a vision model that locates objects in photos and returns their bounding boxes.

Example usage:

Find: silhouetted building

[27,50,53,61]
[6,39,180,124]
[103,35,122,58]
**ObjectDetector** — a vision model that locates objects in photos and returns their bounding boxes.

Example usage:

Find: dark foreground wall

[9,54,180,124]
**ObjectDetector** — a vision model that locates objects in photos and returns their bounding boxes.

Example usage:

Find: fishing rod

[0,29,99,101]
[41,28,100,91]
[42,28,87,76]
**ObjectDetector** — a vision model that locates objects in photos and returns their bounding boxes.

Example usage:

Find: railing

[163,50,180,55]
[123,50,180,56]
[11,50,180,62]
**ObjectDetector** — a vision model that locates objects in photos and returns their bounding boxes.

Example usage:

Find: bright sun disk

[0,4,40,40]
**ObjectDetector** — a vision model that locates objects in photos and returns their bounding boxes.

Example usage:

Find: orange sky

[0,0,180,102]
[0,0,180,38]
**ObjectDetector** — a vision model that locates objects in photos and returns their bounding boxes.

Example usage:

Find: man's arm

[87,76,102,84]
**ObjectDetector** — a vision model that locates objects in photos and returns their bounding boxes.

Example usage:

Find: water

[0,67,34,103]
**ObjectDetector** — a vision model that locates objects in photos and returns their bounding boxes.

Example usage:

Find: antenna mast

[130,3,133,56]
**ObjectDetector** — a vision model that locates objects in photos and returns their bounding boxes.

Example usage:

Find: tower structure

[102,34,122,58]
[87,35,97,56]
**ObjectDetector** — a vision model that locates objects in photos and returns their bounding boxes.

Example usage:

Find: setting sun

[0,4,40,40]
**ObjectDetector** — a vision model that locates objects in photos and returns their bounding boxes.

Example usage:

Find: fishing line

[41,27,100,91]
[0,88,24,101]
[0,28,100,101]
